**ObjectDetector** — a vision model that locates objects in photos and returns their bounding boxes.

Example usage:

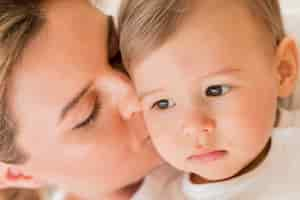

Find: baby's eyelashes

[205,84,232,97]
[151,99,176,110]
[140,91,176,111]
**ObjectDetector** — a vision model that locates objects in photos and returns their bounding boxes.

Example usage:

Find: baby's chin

[189,169,240,184]
[186,162,245,184]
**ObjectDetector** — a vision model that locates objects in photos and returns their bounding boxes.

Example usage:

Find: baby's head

[119,0,299,181]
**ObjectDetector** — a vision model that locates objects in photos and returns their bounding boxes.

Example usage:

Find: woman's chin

[119,178,144,197]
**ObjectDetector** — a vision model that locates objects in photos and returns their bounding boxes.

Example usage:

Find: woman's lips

[187,150,228,163]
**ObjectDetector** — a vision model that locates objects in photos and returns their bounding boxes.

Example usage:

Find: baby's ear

[275,37,299,97]
[0,162,43,189]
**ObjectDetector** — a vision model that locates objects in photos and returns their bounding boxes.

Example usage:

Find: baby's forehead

[179,1,262,35]
[169,0,275,55]
[182,0,278,46]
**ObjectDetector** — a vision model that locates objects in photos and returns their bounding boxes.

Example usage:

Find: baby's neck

[191,139,272,184]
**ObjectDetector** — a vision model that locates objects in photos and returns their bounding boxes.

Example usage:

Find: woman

[0,0,162,199]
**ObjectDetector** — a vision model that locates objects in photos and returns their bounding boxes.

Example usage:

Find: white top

[278,107,300,127]
[132,109,300,200]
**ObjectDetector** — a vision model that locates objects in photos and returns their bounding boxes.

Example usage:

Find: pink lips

[188,150,227,163]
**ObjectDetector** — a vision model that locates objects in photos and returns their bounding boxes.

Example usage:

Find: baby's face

[130,3,281,181]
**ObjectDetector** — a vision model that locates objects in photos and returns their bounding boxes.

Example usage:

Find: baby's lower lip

[187,150,228,163]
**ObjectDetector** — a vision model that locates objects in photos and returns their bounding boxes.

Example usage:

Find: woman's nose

[183,112,215,147]
[96,69,141,119]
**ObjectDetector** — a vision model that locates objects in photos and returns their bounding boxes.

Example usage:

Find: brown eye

[206,85,231,97]
[73,97,101,130]
[151,99,176,110]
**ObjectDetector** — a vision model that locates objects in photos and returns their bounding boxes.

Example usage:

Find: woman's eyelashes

[73,97,101,130]
[205,84,232,97]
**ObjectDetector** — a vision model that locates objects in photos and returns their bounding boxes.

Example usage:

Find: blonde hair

[119,0,286,67]
[0,2,55,200]
[0,0,45,164]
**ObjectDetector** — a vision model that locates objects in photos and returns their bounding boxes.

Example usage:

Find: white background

[282,0,300,42]
[281,0,300,13]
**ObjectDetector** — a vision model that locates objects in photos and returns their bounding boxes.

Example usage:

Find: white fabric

[132,109,300,200]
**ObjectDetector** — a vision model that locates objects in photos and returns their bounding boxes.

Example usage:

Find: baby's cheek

[226,110,273,157]
[143,115,177,158]
[152,133,183,167]
[145,117,172,148]
[144,111,176,136]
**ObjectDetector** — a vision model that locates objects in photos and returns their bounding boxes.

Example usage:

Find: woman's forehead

[8,58,103,131]
[7,2,111,127]
[36,4,109,67]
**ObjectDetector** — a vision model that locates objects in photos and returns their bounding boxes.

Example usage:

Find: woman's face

[6,1,161,199]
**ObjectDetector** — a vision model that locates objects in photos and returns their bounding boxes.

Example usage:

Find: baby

[119,0,300,199]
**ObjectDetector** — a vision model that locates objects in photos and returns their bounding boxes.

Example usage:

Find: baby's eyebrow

[139,88,164,100]
[139,67,241,100]
[198,67,241,80]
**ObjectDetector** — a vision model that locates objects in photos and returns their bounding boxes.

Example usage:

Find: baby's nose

[183,113,215,146]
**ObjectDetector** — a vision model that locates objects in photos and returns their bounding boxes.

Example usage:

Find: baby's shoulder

[272,128,300,156]
[272,128,300,173]
[273,127,300,144]
[279,108,300,127]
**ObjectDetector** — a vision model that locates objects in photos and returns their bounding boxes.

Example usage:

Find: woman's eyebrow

[59,81,93,123]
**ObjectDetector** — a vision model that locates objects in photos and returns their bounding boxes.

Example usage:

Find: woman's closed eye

[151,99,176,110]
[73,96,101,130]
[205,84,232,97]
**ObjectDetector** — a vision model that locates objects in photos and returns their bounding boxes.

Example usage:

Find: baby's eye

[205,85,232,97]
[151,99,176,110]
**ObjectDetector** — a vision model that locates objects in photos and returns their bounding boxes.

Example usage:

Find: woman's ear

[275,37,299,97]
[0,162,43,189]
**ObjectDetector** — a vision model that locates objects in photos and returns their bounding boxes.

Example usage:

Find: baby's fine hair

[119,0,286,67]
